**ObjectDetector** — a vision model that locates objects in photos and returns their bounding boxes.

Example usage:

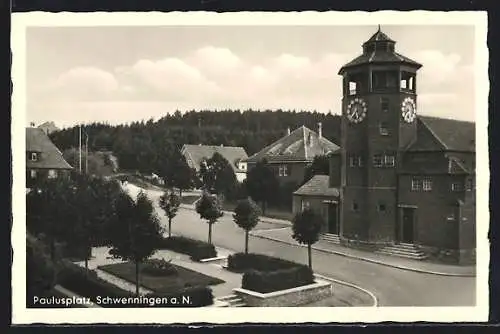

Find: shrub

[242,266,314,293]
[157,236,217,261]
[57,260,131,303]
[141,258,178,277]
[227,253,300,272]
[58,261,214,308]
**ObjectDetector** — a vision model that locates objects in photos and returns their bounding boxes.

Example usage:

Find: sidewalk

[250,227,476,277]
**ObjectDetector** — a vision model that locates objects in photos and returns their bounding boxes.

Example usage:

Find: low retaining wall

[233,280,333,307]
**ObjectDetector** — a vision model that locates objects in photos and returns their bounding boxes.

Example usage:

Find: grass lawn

[98,261,225,294]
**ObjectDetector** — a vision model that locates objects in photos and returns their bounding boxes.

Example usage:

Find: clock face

[401,97,417,123]
[346,98,367,124]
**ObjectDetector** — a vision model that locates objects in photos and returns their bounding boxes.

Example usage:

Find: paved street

[128,185,476,307]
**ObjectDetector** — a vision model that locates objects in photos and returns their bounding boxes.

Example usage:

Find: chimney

[318,122,322,139]
[286,127,291,136]
[30,122,35,127]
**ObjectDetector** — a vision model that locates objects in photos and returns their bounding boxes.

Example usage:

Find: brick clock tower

[337,26,422,243]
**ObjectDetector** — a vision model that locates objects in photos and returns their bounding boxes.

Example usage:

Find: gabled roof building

[26,127,73,187]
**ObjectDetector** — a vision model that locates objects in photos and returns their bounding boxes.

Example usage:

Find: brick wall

[398,174,464,249]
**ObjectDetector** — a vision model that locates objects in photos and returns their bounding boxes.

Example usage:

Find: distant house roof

[244,126,340,164]
[181,144,248,173]
[37,121,59,135]
[26,127,73,170]
[293,175,339,197]
[409,116,475,152]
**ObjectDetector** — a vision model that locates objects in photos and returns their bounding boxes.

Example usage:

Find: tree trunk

[135,260,140,296]
[245,230,249,254]
[179,188,183,197]
[261,201,266,215]
[168,218,172,238]
[208,223,212,245]
[49,237,56,261]
[308,244,312,270]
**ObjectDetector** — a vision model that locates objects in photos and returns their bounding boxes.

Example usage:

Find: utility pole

[79,125,82,173]
[85,129,89,174]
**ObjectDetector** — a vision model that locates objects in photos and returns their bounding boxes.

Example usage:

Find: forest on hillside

[49,109,341,175]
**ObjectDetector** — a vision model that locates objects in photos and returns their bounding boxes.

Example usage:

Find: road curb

[314,274,378,307]
[250,232,476,278]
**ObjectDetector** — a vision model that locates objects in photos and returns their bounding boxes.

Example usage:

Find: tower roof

[364,25,395,43]
[338,26,422,75]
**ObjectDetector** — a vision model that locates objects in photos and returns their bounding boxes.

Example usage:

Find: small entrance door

[401,208,415,243]
[327,203,339,234]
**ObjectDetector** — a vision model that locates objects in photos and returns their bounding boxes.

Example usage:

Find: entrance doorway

[401,207,415,243]
[327,202,339,234]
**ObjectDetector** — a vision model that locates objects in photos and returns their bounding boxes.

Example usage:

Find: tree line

[49,109,341,177]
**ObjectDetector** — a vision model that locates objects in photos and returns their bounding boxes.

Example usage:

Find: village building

[37,121,60,135]
[26,127,73,188]
[292,27,476,265]
[181,144,249,182]
[244,124,339,185]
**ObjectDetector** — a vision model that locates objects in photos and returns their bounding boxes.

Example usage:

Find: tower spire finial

[377,24,381,32]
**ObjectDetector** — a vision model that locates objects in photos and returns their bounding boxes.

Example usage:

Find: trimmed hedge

[227,253,300,272]
[157,236,217,261]
[242,266,315,294]
[57,260,131,302]
[57,260,213,307]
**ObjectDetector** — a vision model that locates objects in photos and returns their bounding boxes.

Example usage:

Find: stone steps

[217,294,247,307]
[376,243,428,260]
[321,233,340,244]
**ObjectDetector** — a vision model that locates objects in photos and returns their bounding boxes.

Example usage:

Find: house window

[422,177,432,191]
[381,98,389,112]
[30,170,37,178]
[466,178,474,191]
[278,165,289,177]
[451,181,463,192]
[373,154,383,167]
[30,152,38,161]
[301,200,310,211]
[351,201,359,212]
[349,155,364,167]
[411,177,422,191]
[378,203,386,212]
[384,155,395,167]
[48,169,57,179]
[379,122,389,136]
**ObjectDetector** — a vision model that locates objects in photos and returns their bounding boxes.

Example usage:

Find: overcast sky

[26,24,475,128]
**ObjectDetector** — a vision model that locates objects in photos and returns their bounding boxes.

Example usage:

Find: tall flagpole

[79,125,82,173]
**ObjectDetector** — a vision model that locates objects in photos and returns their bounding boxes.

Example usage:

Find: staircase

[321,233,340,244]
[376,243,428,260]
[216,294,247,307]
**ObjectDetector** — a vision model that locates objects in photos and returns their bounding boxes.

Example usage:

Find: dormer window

[29,152,38,161]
